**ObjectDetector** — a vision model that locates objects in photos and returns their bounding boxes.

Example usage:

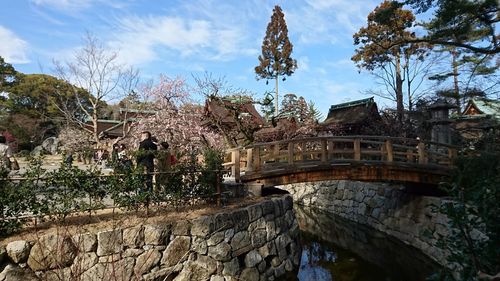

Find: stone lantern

[428,99,455,144]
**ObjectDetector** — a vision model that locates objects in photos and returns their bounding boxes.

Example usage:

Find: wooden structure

[224,136,457,186]
[318,97,382,135]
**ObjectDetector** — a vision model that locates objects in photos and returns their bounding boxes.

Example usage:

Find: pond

[280,205,440,281]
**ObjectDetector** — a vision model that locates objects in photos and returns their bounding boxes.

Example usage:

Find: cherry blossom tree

[126,75,223,158]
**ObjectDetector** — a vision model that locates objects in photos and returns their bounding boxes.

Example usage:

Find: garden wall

[0,195,300,281]
[277,180,452,266]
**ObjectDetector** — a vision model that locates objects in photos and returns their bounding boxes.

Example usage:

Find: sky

[0,0,387,116]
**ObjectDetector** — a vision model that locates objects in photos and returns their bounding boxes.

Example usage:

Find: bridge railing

[223,136,458,182]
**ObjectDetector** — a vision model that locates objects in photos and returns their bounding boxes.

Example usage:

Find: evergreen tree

[255,5,297,116]
[352,1,424,123]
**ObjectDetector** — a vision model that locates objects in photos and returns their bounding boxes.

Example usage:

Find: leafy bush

[430,153,500,280]
[0,149,227,236]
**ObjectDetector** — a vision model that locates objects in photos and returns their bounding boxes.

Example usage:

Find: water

[282,205,439,281]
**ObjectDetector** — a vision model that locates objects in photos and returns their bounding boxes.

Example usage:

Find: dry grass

[0,197,265,245]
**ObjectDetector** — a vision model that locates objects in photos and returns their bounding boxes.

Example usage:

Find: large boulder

[161,236,191,267]
[6,240,31,263]
[0,264,39,281]
[41,137,59,155]
[27,234,77,271]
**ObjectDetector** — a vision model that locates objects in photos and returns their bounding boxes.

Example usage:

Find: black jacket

[137,138,157,169]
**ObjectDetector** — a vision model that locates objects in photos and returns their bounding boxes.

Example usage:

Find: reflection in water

[282,205,439,281]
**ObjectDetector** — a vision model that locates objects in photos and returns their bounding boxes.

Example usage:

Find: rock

[265,221,276,241]
[282,195,293,211]
[0,264,39,281]
[284,210,295,228]
[143,264,182,281]
[97,229,122,256]
[123,225,144,248]
[261,201,275,215]
[134,249,161,276]
[207,241,231,262]
[244,250,262,268]
[222,257,240,276]
[258,242,276,258]
[230,231,250,251]
[98,253,121,263]
[71,252,98,274]
[257,260,266,273]
[101,257,135,280]
[28,234,77,271]
[172,220,191,236]
[224,229,235,242]
[210,275,225,281]
[161,236,191,267]
[248,218,266,232]
[272,199,283,217]
[44,267,71,281]
[239,268,259,281]
[213,213,234,231]
[207,231,225,247]
[122,248,144,258]
[31,146,44,156]
[174,255,217,281]
[80,263,105,281]
[274,262,286,277]
[251,229,267,248]
[144,224,169,245]
[231,209,249,231]
[284,259,293,271]
[6,240,31,263]
[247,204,262,222]
[191,216,214,238]
[192,237,208,255]
[41,137,59,155]
[0,246,6,264]
[72,233,97,253]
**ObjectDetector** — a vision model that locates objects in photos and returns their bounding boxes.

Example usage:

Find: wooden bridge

[223,136,457,186]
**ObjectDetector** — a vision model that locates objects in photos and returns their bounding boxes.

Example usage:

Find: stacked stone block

[0,195,300,281]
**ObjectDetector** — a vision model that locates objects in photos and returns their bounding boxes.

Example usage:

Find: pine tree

[255,5,297,116]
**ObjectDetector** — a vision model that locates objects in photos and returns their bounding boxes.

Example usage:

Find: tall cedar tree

[255,5,297,115]
[352,1,418,123]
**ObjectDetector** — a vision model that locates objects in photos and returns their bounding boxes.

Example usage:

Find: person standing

[0,136,12,177]
[137,131,157,192]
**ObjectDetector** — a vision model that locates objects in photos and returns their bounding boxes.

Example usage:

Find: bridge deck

[224,136,457,186]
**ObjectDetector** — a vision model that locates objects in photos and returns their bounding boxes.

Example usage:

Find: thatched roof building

[318,97,382,135]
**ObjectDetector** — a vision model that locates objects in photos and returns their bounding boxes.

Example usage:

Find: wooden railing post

[288,142,294,164]
[254,147,261,172]
[321,139,328,163]
[328,140,334,161]
[354,139,361,161]
[385,140,393,162]
[273,144,280,162]
[447,148,457,165]
[231,149,240,182]
[418,142,427,164]
[299,142,305,161]
[246,148,253,172]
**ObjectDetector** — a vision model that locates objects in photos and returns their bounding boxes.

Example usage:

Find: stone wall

[0,195,300,281]
[277,180,451,266]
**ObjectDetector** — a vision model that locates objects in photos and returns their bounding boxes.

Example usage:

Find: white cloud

[30,0,93,11]
[0,26,29,64]
[110,12,257,66]
[286,0,377,45]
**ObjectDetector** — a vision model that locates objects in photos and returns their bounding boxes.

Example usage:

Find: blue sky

[0,0,386,116]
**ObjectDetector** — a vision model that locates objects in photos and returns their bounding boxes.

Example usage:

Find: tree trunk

[452,49,461,114]
[275,75,279,116]
[395,55,404,123]
[92,111,100,145]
